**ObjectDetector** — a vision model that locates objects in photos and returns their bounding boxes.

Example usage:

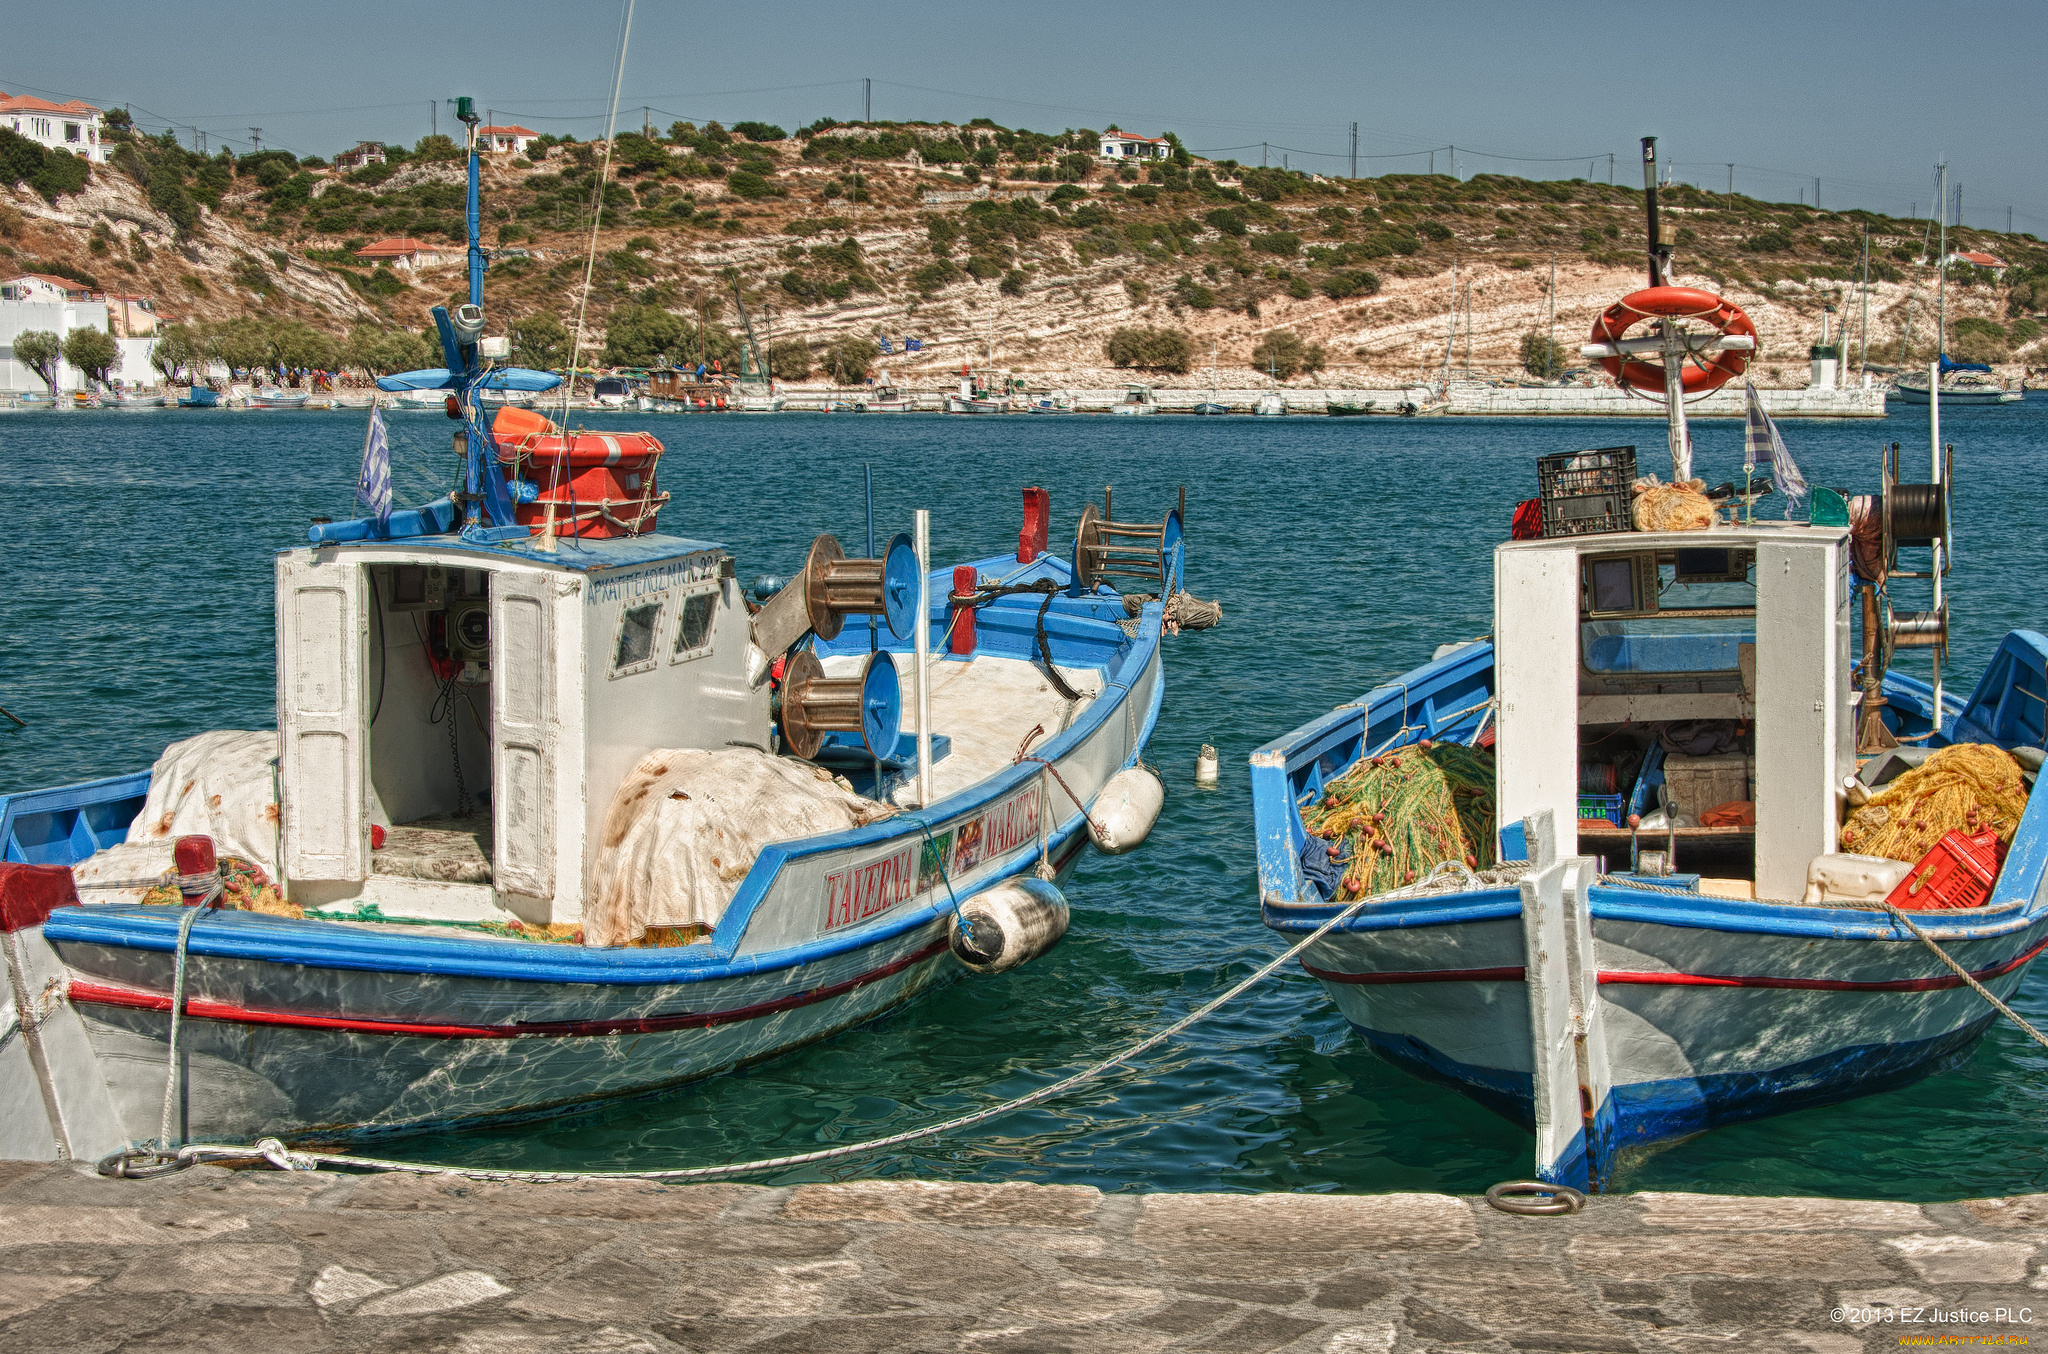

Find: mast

[1642,136,1691,482]
[1935,162,1948,361]
[1859,227,1870,378]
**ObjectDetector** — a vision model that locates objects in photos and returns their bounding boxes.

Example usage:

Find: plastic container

[1886,829,2004,911]
[1537,445,1636,538]
[1578,793,1626,827]
[1662,752,1751,818]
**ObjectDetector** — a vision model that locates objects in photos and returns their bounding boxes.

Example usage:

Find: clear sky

[8,0,2043,234]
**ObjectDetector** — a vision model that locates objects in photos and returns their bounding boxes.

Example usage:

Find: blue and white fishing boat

[0,99,1177,1164]
[1252,137,2047,1191]
[176,385,220,408]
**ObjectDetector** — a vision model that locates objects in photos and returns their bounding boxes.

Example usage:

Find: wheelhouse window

[612,601,666,676]
[670,586,718,663]
[1580,549,1756,676]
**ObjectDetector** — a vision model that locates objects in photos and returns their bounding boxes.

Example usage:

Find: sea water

[3,396,2044,1200]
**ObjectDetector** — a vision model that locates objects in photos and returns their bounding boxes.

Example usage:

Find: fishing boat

[1025,391,1075,414]
[944,365,1006,415]
[176,385,220,408]
[71,390,102,409]
[109,388,167,410]
[591,375,636,409]
[1192,347,1228,415]
[1325,399,1374,417]
[15,390,57,410]
[1251,135,2047,1191]
[1110,383,1159,416]
[867,380,914,412]
[1252,391,1287,417]
[0,101,1180,1163]
[250,387,311,410]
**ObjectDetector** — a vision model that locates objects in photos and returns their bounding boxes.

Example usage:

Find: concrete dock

[3,1160,2044,1352]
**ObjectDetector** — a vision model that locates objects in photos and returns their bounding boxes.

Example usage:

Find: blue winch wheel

[779,649,902,761]
[881,532,918,641]
[1162,508,1184,596]
[860,651,902,757]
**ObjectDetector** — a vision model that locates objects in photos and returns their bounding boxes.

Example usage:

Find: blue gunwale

[1253,629,2048,946]
[24,573,1166,989]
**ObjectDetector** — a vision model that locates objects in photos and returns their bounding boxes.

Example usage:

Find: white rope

[167,863,1478,1183]
[1877,899,2048,1053]
[158,871,222,1150]
[561,0,636,428]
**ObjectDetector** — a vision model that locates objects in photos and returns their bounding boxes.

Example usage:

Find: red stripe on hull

[68,939,953,1039]
[1302,936,2048,992]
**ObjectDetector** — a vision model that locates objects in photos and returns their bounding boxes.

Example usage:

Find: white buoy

[1195,743,1219,785]
[1089,766,1164,853]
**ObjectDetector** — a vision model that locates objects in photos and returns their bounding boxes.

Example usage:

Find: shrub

[1251,231,1300,257]
[1520,331,1569,380]
[1320,269,1380,300]
[965,254,1002,280]
[0,128,89,201]
[179,274,209,295]
[1744,230,1793,252]
[767,338,812,380]
[999,269,1028,297]
[2010,317,2042,345]
[1173,274,1215,308]
[1103,326,1193,373]
[11,330,60,389]
[512,313,568,369]
[725,170,780,200]
[1417,220,1453,242]
[822,335,876,383]
[1204,207,1247,236]
[731,121,786,143]
[601,303,684,366]
[1249,329,1325,379]
[912,260,960,295]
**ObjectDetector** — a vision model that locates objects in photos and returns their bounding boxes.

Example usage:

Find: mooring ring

[96,1147,195,1179]
[1485,1180,1587,1216]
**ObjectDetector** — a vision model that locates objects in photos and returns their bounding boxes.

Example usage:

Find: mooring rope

[1877,899,2048,1053]
[105,862,1477,1183]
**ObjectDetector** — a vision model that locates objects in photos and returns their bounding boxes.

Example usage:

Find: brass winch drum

[779,649,903,761]
[1071,502,1185,595]
[802,533,920,641]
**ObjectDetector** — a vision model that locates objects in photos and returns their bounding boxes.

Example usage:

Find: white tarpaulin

[72,730,284,900]
[586,748,896,948]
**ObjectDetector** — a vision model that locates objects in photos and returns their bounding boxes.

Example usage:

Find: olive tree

[12,329,61,390]
[149,324,198,382]
[63,326,119,388]
[821,335,876,384]
[1249,329,1326,380]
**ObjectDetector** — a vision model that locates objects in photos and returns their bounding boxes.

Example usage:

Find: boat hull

[1891,384,2019,405]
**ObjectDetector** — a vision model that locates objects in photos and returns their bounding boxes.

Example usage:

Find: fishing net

[140,856,300,918]
[1838,743,2030,864]
[1301,741,1498,901]
[1633,477,1716,532]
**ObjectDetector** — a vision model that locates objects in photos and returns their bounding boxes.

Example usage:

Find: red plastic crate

[1886,829,2005,911]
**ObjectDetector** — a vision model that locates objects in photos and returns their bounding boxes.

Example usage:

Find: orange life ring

[494,430,663,467]
[1590,286,1756,394]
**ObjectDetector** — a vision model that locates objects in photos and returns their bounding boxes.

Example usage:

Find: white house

[478,124,540,155]
[1098,132,1171,162]
[1,273,96,304]
[355,237,453,270]
[0,92,106,164]
[335,141,387,171]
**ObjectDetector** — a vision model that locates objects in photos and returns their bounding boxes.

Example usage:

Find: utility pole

[1935,162,1948,358]
[1608,152,1614,184]
[1814,176,1821,210]
[644,107,651,137]
[1859,227,1870,378]
[1429,150,1434,175]
[2010,206,2014,234]
[864,78,871,123]
[1953,182,1961,228]
[1448,144,1455,181]
[249,127,261,152]
[1349,122,1357,180]
[1727,164,1734,202]
[1261,142,1268,168]
[430,101,436,137]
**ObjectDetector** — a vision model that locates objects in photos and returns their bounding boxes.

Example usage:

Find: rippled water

[4,396,2045,1200]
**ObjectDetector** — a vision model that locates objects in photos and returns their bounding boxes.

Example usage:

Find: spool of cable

[1890,482,1946,548]
[778,650,902,761]
[1578,761,1617,794]
[1887,599,1948,664]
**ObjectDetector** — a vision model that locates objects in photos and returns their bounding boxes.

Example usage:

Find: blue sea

[3,394,2044,1199]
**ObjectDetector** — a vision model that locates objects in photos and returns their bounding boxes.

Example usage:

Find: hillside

[5,118,2044,388]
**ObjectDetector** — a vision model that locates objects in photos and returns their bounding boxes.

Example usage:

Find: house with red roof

[354,237,453,270]
[335,141,387,171]
[478,125,540,155]
[1947,250,2007,274]
[1,273,97,303]
[0,91,106,164]
[1098,131,1171,163]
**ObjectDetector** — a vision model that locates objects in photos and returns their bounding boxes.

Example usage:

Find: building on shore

[477,124,540,155]
[354,237,454,270]
[0,91,106,164]
[335,142,386,171]
[1098,132,1172,162]
[1,273,96,304]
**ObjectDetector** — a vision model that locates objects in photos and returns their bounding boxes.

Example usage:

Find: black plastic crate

[1537,445,1636,538]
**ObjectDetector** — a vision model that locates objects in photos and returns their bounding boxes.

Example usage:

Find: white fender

[948,878,1069,975]
[1088,766,1164,854]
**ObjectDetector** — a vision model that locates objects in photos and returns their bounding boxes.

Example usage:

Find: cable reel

[1877,440,1954,667]
[750,531,920,663]
[1070,498,1185,597]
[778,649,902,761]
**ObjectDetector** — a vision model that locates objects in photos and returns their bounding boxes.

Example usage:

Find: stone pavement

[2,1159,2046,1352]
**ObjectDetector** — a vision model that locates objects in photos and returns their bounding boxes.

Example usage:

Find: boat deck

[373,813,493,884]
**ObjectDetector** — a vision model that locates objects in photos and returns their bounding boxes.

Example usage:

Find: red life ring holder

[1590,286,1756,394]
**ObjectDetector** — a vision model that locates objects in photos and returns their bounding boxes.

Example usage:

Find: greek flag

[878,334,894,354]
[904,337,922,352]
[356,404,392,530]
[1743,380,1807,517]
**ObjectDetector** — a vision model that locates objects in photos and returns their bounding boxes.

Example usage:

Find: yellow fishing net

[1838,743,2030,864]
[141,856,301,918]
[1301,741,1497,901]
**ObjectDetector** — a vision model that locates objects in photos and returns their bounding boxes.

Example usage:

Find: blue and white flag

[877,334,894,354]
[1743,380,1807,517]
[904,337,923,352]
[356,404,393,530]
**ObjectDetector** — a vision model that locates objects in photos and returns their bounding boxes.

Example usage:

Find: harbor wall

[1440,380,1888,418]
